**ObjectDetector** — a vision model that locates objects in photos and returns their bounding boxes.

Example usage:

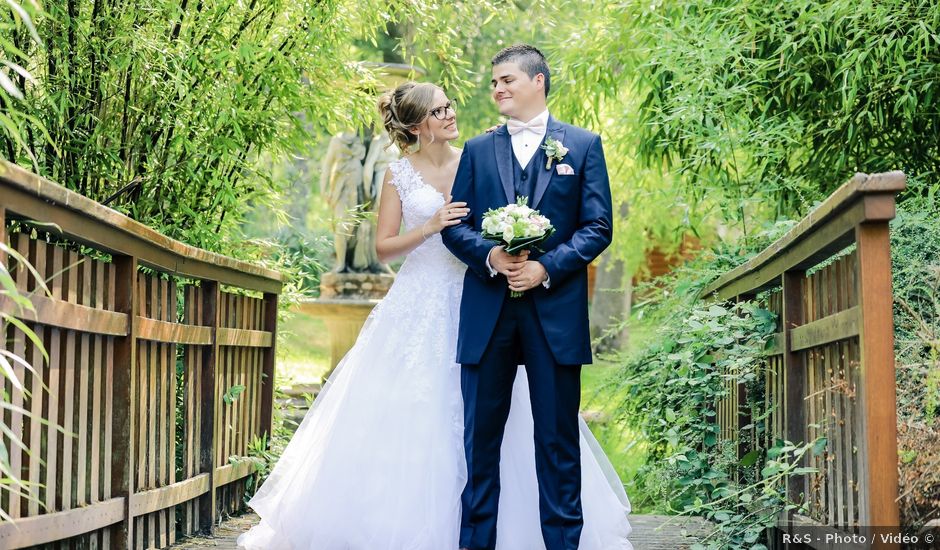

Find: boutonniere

[541,137,569,170]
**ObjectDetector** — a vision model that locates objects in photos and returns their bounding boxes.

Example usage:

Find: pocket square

[555,163,575,175]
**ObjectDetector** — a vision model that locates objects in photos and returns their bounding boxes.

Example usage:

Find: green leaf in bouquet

[504,235,545,254]
[505,228,555,255]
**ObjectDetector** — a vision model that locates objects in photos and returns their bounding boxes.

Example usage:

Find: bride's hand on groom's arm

[423,200,469,236]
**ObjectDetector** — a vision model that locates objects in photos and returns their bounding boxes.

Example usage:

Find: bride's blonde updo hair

[377,82,440,151]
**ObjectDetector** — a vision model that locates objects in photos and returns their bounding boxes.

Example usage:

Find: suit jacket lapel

[532,116,565,209]
[493,127,515,204]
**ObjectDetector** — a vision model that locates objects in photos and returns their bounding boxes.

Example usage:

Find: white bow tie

[506,118,547,136]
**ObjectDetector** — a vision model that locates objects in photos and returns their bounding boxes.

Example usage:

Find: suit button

[521,173,528,181]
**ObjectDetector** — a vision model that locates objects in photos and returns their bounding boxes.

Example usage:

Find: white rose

[482,217,497,234]
[502,225,515,243]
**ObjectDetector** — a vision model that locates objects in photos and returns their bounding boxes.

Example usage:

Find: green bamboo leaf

[0,401,74,436]
[2,315,48,363]
[4,0,43,46]
[0,453,28,490]
[0,352,25,391]
[0,348,43,391]
[0,111,37,166]
[223,384,246,404]
[0,416,33,457]
[0,268,28,305]
[0,67,23,100]
[0,60,35,83]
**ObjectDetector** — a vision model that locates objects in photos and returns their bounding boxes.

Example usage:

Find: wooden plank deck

[166,513,712,549]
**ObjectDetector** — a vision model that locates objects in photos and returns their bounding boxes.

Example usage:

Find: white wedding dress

[238,158,632,550]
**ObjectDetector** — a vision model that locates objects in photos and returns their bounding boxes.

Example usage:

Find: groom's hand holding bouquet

[482,197,555,297]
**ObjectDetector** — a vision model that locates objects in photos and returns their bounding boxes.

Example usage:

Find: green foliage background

[3,0,939,542]
[889,178,940,525]
[633,0,940,220]
[545,0,940,262]
[0,0,523,258]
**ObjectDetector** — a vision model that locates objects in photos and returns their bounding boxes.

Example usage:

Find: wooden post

[198,281,220,534]
[781,271,807,512]
[259,292,278,442]
[855,221,900,531]
[111,255,138,549]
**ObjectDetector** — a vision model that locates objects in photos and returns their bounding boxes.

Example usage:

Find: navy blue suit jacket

[441,116,613,365]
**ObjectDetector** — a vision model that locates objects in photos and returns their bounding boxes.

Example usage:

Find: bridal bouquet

[481,197,555,297]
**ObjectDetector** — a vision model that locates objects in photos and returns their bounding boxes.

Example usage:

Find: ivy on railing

[618,298,827,548]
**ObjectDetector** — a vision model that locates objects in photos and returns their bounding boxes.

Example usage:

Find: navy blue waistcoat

[512,146,545,203]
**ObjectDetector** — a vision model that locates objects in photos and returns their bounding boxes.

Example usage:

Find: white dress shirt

[485,109,552,288]
[509,109,550,169]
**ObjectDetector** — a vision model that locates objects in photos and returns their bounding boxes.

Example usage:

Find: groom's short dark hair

[491,44,551,97]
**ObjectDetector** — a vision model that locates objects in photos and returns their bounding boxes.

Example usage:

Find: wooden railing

[0,161,282,549]
[703,171,905,545]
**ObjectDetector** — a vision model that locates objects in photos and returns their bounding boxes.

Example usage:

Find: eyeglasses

[428,100,457,120]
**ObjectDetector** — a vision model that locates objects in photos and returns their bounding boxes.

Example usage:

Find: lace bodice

[387,157,465,274]
[358,157,466,399]
[388,157,446,230]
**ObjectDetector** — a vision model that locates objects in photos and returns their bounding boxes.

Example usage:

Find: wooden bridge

[706,171,905,546]
[165,513,714,549]
[1,164,905,549]
[0,160,282,549]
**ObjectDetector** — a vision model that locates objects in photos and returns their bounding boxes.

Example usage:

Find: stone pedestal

[319,271,394,300]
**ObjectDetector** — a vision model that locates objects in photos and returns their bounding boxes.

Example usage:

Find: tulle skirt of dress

[237,254,632,550]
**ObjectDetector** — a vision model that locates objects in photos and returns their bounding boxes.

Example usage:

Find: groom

[442,45,613,550]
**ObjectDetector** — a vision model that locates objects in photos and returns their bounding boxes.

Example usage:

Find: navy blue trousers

[459,293,583,550]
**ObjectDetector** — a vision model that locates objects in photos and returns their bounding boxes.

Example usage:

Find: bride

[237,81,632,550]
